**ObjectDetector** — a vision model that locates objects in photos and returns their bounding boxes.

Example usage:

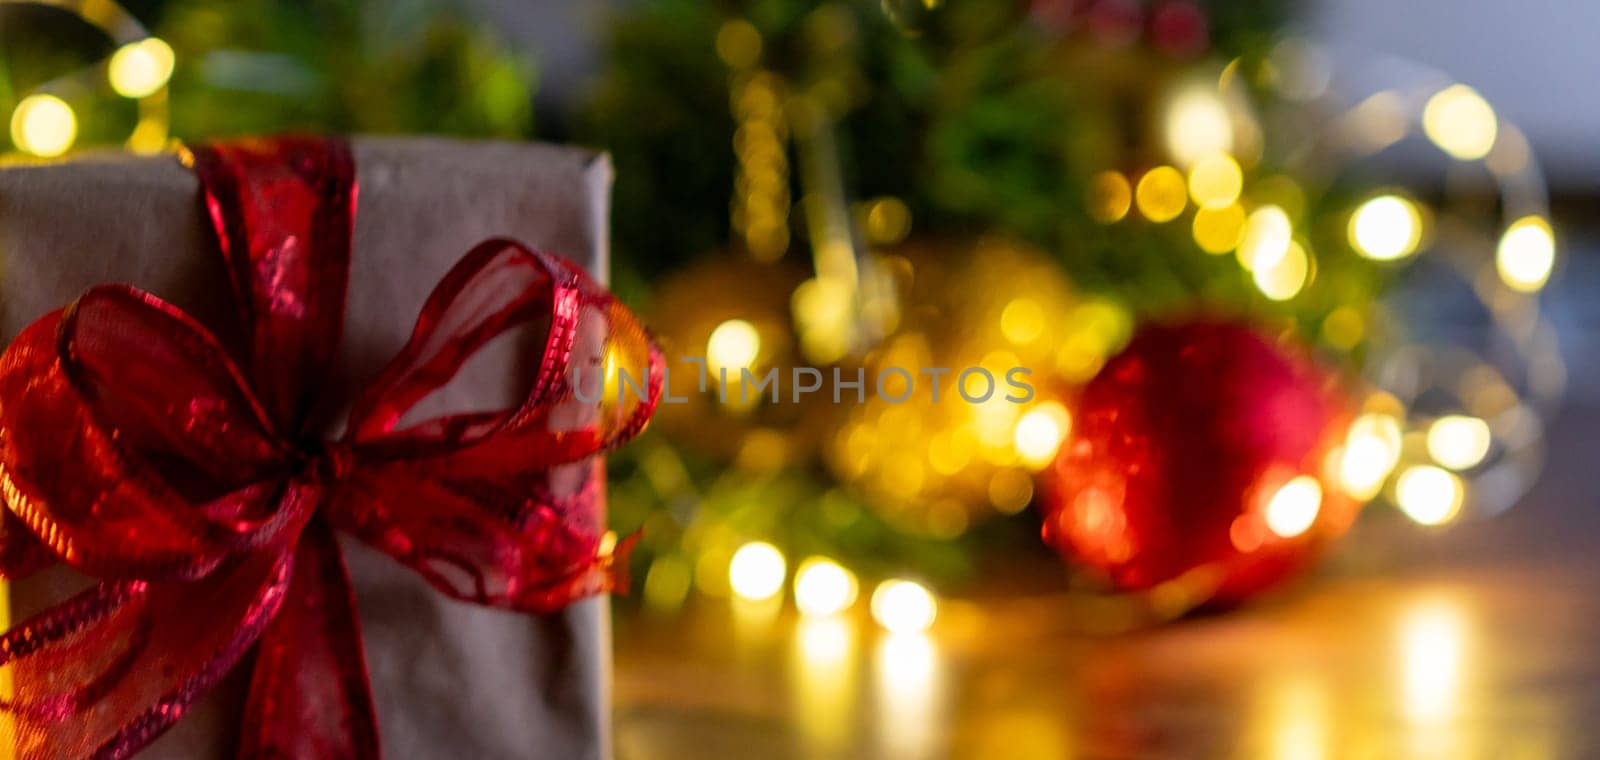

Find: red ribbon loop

[0,137,660,759]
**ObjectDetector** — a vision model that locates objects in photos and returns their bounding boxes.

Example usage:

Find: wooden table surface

[612,404,1600,760]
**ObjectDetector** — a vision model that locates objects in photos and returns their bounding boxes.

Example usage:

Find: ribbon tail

[240,516,380,760]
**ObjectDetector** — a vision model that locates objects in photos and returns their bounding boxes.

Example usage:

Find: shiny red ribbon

[0,137,661,759]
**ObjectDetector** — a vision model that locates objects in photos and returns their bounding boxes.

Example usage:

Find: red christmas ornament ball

[1039,319,1357,606]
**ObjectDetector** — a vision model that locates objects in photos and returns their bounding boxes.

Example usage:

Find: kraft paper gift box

[0,137,614,759]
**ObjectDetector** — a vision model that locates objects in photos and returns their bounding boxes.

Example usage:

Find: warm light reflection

[729,541,787,601]
[793,617,856,753]
[1013,402,1071,470]
[1238,205,1292,272]
[1087,170,1133,223]
[794,557,859,617]
[1426,415,1492,471]
[1188,154,1243,209]
[1395,466,1464,525]
[1265,475,1322,538]
[876,633,939,760]
[1496,216,1555,292]
[10,94,77,157]
[1253,240,1309,301]
[1165,85,1234,167]
[1258,672,1329,760]
[1399,596,1468,724]
[1349,195,1423,261]
[1339,413,1403,500]
[108,38,176,98]
[871,580,937,633]
[1422,84,1498,161]
[1135,166,1188,222]
[707,319,761,372]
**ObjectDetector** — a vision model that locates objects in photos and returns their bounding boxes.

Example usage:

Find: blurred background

[3,0,1597,756]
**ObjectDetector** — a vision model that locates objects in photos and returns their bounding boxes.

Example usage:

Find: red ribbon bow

[0,137,661,759]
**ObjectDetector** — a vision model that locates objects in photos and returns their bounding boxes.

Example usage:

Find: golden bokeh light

[1192,203,1246,254]
[1339,413,1403,500]
[792,276,854,364]
[1135,166,1187,223]
[729,541,787,601]
[1087,170,1132,223]
[1264,475,1323,538]
[1496,216,1555,292]
[707,318,762,372]
[10,94,77,158]
[1349,195,1423,261]
[1395,466,1464,525]
[643,555,693,612]
[1345,90,1409,153]
[870,579,937,634]
[108,38,176,99]
[1165,85,1234,167]
[1422,84,1498,161]
[1321,305,1366,350]
[794,557,860,617]
[864,197,912,245]
[987,469,1034,514]
[1187,154,1243,209]
[715,19,763,69]
[1013,402,1071,470]
[1426,415,1492,471]
[1237,204,1292,271]
[1252,239,1309,301]
[1000,298,1045,344]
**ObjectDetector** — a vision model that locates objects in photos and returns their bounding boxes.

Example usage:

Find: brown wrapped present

[0,137,618,759]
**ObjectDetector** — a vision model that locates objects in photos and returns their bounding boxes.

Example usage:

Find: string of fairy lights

[2,0,173,159]
[682,33,1564,631]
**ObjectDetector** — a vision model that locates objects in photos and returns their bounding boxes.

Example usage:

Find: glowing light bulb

[1012,402,1070,470]
[1264,475,1322,538]
[1349,195,1423,261]
[707,319,761,371]
[108,38,176,98]
[1252,239,1309,301]
[1426,415,1491,471]
[1395,466,1464,525]
[1237,205,1291,272]
[1422,85,1497,161]
[794,557,859,617]
[1187,154,1242,209]
[1165,86,1233,167]
[1339,413,1403,500]
[1135,166,1187,223]
[870,579,937,634]
[729,541,787,601]
[1496,216,1555,292]
[10,94,77,158]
